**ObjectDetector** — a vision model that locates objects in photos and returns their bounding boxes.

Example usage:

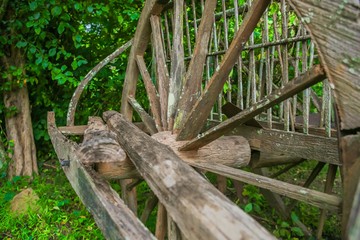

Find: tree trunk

[2,45,38,178]
[4,86,38,178]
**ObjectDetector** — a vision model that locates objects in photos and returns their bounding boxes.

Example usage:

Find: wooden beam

[104,110,275,240]
[174,0,217,132]
[233,125,339,165]
[176,0,271,141]
[150,15,170,130]
[348,177,360,240]
[190,162,342,212]
[128,96,158,135]
[179,65,326,151]
[168,0,185,130]
[135,55,162,131]
[47,112,154,240]
[152,131,250,168]
[58,122,148,135]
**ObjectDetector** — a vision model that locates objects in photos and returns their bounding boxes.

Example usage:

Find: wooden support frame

[47,112,155,240]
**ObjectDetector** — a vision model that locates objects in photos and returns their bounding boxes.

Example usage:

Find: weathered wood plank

[348,177,360,240]
[287,0,360,130]
[135,55,162,131]
[179,65,326,151]
[191,162,342,212]
[174,0,217,132]
[128,96,158,135]
[230,125,339,165]
[59,122,148,135]
[176,0,271,141]
[340,133,360,236]
[104,110,275,240]
[152,131,250,168]
[150,15,170,130]
[168,0,184,130]
[47,112,154,240]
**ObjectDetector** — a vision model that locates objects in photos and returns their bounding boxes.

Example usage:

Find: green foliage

[0,166,105,239]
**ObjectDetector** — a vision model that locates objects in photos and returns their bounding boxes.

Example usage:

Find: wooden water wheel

[48,0,360,239]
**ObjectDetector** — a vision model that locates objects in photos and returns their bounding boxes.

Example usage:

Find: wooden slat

[104,110,275,240]
[176,0,271,141]
[135,55,162,131]
[168,0,184,130]
[174,0,217,133]
[150,15,170,130]
[47,112,155,240]
[179,65,326,151]
[191,162,342,212]
[128,97,158,135]
[230,124,340,165]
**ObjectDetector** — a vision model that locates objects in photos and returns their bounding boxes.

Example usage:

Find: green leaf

[33,12,40,20]
[26,21,34,28]
[87,6,94,13]
[49,48,56,57]
[291,227,304,237]
[71,60,78,70]
[75,34,82,42]
[244,203,253,213]
[280,221,290,228]
[57,22,66,34]
[51,6,62,17]
[74,3,82,11]
[291,212,299,222]
[35,27,41,35]
[16,41,28,48]
[29,46,37,53]
[77,59,87,66]
[35,56,43,65]
[29,1,38,11]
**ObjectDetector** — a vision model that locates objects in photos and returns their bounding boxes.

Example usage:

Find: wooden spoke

[174,0,217,132]
[155,203,167,240]
[191,162,341,212]
[135,55,162,131]
[176,0,271,141]
[179,65,326,151]
[140,192,158,224]
[128,96,158,135]
[317,164,337,239]
[168,0,184,130]
[150,15,170,130]
[104,110,275,240]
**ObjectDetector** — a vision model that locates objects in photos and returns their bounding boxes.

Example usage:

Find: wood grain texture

[152,131,250,168]
[174,0,217,132]
[191,162,342,212]
[128,96,158,135]
[287,0,360,130]
[176,0,271,141]
[179,65,326,150]
[168,0,184,130]
[47,112,154,240]
[135,55,162,131]
[104,110,275,240]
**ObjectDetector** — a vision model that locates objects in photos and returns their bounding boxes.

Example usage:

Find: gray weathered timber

[67,39,132,126]
[340,134,360,236]
[174,0,217,133]
[128,97,158,135]
[135,55,162,131]
[168,0,184,130]
[348,177,360,240]
[47,112,154,240]
[176,0,271,141]
[230,125,339,165]
[152,131,250,168]
[150,15,170,130]
[191,162,342,212]
[104,110,275,240]
[287,0,360,131]
[179,65,326,151]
